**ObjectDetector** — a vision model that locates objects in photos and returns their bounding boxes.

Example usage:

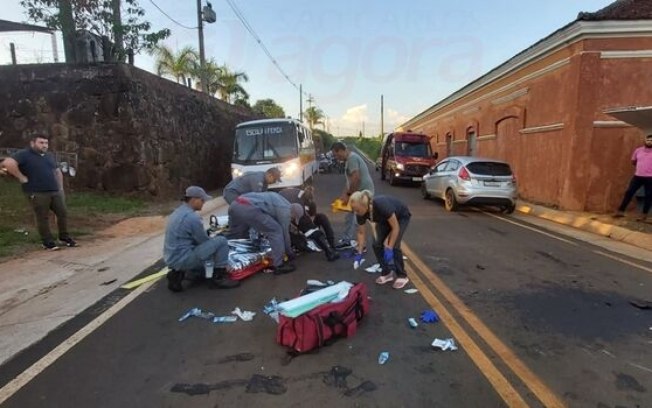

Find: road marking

[485,210,652,273]
[405,264,529,407]
[592,250,652,274]
[482,211,579,246]
[403,243,566,408]
[121,267,169,289]
[0,267,163,405]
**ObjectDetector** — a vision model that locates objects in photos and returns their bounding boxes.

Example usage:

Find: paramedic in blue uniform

[164,186,239,292]
[228,191,296,274]
[349,190,411,289]
[223,167,282,204]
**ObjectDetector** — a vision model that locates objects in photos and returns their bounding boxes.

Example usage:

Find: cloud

[328,104,409,137]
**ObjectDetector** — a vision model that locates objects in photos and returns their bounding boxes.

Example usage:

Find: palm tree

[152,45,198,85]
[216,66,249,103]
[192,58,223,95]
[304,106,325,131]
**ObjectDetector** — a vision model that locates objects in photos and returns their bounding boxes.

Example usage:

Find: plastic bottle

[378,351,389,365]
[204,259,214,279]
[408,318,418,328]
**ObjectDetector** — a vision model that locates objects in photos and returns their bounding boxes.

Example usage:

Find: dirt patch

[97,216,166,238]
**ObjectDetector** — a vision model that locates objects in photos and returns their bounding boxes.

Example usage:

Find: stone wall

[0,63,256,198]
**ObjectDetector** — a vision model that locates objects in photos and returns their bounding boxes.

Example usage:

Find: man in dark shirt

[350,190,411,289]
[3,135,76,250]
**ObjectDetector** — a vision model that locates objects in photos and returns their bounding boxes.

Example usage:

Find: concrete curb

[516,203,652,252]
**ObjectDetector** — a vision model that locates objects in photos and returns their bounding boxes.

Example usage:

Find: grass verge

[0,178,151,258]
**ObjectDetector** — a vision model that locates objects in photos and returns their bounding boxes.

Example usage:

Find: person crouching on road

[290,203,340,262]
[228,192,296,274]
[279,186,336,248]
[223,167,282,205]
[349,190,411,289]
[163,186,240,292]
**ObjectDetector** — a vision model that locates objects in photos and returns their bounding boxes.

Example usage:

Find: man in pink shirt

[614,134,652,221]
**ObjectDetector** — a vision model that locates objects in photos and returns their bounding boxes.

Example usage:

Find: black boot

[209,268,241,289]
[167,269,185,292]
[313,232,340,262]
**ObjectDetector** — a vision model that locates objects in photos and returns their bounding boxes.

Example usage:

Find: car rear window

[466,161,512,176]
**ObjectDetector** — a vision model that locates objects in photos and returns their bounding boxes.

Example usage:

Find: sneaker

[42,241,60,251]
[167,269,185,292]
[326,251,340,262]
[209,276,241,289]
[334,240,354,250]
[59,237,77,247]
[273,263,296,275]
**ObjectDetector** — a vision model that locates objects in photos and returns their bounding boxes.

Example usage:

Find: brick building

[399,0,652,212]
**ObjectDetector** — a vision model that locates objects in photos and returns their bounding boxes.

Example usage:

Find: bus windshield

[233,123,299,164]
[395,141,431,157]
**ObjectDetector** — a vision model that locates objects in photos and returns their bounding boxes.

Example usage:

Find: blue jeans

[341,211,357,242]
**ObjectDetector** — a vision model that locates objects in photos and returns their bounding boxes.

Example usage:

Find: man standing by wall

[331,142,375,249]
[3,135,76,250]
[614,134,652,221]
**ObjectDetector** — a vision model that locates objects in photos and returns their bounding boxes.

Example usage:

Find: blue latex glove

[420,310,440,323]
[354,253,364,263]
[383,247,394,264]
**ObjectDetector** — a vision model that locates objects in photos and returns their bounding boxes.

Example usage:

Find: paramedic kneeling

[163,186,240,292]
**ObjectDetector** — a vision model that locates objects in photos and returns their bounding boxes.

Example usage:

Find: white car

[421,156,517,213]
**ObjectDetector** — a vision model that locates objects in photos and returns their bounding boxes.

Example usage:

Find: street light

[197,0,216,94]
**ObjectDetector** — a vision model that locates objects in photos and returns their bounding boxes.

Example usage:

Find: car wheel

[421,183,430,199]
[502,203,516,214]
[444,189,458,212]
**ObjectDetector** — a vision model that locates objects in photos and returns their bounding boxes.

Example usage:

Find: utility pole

[380,94,384,139]
[299,84,303,122]
[196,0,208,93]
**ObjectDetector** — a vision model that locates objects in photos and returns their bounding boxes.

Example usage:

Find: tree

[153,45,198,85]
[20,0,170,62]
[252,99,285,118]
[304,106,325,131]
[216,66,249,103]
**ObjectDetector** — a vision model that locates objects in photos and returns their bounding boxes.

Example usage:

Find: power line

[223,0,308,98]
[148,0,197,30]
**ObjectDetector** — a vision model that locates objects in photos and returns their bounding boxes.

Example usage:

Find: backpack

[276,283,369,353]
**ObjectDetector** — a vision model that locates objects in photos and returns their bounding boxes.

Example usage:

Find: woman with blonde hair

[349,190,411,289]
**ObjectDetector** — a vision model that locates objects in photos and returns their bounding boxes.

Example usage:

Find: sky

[1,0,615,137]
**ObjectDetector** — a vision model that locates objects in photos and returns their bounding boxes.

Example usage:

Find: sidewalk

[0,197,228,367]
[516,202,652,252]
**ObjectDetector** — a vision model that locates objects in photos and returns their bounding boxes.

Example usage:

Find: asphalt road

[1,158,651,408]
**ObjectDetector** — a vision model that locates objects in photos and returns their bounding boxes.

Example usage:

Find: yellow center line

[403,243,566,408]
[405,263,530,407]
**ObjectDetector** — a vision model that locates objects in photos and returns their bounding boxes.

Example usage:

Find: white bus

[231,118,318,188]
